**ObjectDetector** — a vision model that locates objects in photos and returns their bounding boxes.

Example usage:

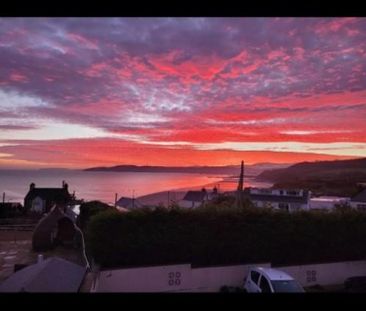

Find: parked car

[344,276,366,292]
[244,267,305,293]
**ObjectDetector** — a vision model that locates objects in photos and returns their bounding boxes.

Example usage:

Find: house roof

[25,188,71,203]
[116,197,143,209]
[182,191,207,202]
[0,257,86,292]
[351,189,366,202]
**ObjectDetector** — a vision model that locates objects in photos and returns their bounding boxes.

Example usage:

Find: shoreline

[135,176,273,207]
[134,178,233,207]
[136,176,236,206]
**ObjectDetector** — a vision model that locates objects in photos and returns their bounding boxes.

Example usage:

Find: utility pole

[2,192,5,204]
[114,193,118,208]
[235,161,244,208]
[168,191,170,208]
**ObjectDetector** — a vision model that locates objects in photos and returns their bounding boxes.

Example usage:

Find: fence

[92,259,366,292]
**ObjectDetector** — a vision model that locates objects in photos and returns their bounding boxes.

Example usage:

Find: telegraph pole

[235,161,244,208]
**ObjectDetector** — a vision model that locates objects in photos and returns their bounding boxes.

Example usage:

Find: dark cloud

[0,17,365,144]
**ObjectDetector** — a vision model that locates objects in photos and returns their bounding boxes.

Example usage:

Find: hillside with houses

[256,158,366,197]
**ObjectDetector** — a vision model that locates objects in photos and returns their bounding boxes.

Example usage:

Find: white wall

[276,260,366,287]
[189,263,270,292]
[252,201,308,212]
[94,262,270,292]
[350,201,366,210]
[310,197,350,211]
[94,264,192,292]
[93,260,366,292]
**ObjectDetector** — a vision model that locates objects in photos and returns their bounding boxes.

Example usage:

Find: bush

[76,200,114,231]
[86,206,366,268]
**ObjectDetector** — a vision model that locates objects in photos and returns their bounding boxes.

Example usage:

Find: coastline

[135,176,273,207]
[136,178,231,207]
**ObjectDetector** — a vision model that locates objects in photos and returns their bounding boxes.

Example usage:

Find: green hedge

[76,200,114,231]
[86,205,366,268]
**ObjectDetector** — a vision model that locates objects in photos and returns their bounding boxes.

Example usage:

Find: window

[287,190,299,196]
[259,276,271,293]
[271,280,304,293]
[251,271,260,284]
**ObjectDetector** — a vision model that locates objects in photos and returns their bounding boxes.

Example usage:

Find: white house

[178,188,218,209]
[245,187,310,212]
[309,196,350,211]
[115,197,143,210]
[179,191,208,208]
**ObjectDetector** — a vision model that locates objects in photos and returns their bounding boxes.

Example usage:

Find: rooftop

[0,257,86,292]
[116,197,143,209]
[182,191,207,202]
[351,189,366,203]
[25,188,71,202]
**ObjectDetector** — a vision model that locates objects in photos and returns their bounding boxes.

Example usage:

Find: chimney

[37,254,44,264]
[62,181,68,191]
[30,183,35,190]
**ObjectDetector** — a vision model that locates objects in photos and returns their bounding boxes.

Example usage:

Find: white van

[244,267,305,293]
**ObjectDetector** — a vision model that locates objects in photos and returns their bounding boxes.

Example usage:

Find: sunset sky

[0,17,365,168]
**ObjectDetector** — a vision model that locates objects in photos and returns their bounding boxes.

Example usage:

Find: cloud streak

[0,18,365,167]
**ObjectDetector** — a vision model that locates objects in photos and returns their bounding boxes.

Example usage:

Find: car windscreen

[270,280,305,293]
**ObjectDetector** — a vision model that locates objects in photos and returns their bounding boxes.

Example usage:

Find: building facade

[24,181,72,214]
[244,187,310,212]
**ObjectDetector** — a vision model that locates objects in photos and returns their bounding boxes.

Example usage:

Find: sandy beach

[135,176,272,207]
[136,178,238,207]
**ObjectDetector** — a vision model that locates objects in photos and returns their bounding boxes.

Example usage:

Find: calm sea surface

[0,170,272,205]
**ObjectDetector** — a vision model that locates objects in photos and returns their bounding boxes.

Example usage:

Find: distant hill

[85,165,241,175]
[84,163,289,176]
[256,158,366,196]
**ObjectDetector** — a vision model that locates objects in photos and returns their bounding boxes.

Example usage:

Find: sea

[0,170,272,205]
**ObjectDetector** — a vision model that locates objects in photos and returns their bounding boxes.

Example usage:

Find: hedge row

[86,205,366,268]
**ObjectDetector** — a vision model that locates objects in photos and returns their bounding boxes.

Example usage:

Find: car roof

[252,267,294,281]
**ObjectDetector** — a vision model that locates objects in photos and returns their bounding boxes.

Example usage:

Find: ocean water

[0,170,224,205]
[0,170,272,205]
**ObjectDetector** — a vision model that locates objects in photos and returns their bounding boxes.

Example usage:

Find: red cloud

[9,72,28,82]
[0,138,357,169]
